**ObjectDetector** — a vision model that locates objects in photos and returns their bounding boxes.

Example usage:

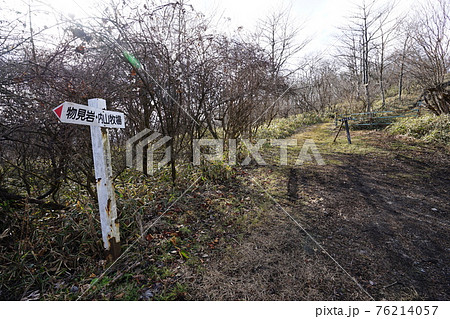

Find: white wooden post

[88,98,121,260]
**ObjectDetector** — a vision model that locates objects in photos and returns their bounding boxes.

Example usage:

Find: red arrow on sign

[53,104,63,119]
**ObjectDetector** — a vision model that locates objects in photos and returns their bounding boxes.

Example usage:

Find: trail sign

[53,99,124,260]
[53,101,125,129]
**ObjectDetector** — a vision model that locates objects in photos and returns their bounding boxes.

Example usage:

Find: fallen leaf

[115,292,125,299]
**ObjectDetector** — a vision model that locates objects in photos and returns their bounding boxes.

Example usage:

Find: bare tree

[373,2,401,108]
[338,0,395,112]
[256,5,309,121]
[396,31,411,101]
[407,0,449,88]
[404,0,450,114]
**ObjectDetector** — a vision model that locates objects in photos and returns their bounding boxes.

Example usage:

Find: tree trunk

[398,37,408,102]
[379,48,385,108]
[363,15,371,112]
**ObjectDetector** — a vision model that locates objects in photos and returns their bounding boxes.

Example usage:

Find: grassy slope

[387,114,450,145]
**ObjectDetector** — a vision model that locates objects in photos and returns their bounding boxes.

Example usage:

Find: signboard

[52,99,123,260]
[53,101,125,128]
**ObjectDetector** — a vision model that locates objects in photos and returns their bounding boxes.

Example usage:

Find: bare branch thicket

[0,3,132,201]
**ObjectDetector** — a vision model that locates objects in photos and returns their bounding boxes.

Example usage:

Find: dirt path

[186,123,450,300]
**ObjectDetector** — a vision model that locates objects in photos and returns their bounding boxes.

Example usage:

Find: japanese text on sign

[53,102,125,128]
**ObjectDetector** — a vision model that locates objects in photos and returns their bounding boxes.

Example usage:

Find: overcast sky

[35,0,358,53]
[188,0,427,54]
[14,0,427,56]
[189,0,354,50]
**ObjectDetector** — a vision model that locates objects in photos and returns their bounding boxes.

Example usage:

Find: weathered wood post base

[106,237,121,262]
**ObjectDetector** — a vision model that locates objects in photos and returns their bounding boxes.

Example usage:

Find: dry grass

[185,165,369,300]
